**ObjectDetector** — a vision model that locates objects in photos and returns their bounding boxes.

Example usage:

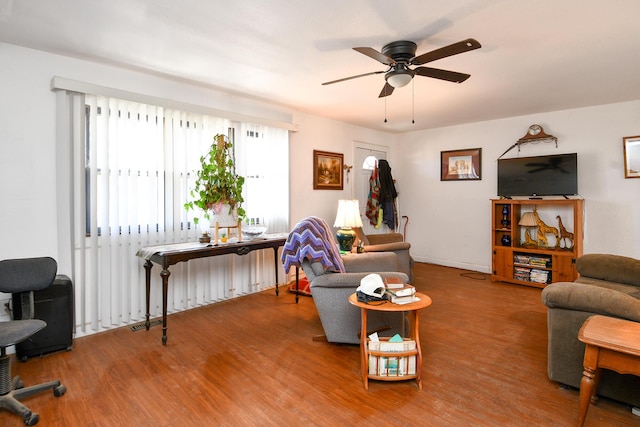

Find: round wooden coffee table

[348,292,432,390]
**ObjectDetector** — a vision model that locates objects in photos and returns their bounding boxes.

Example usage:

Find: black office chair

[0,257,66,426]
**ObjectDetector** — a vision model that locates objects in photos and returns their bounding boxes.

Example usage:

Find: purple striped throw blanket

[281,216,345,274]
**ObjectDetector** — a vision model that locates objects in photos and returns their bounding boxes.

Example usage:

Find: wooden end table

[348,292,432,390]
[577,315,640,427]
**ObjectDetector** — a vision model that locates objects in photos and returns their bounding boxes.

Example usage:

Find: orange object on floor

[288,277,311,296]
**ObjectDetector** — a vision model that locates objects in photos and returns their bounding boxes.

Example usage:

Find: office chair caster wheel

[23,411,39,426]
[16,379,25,389]
[54,384,66,397]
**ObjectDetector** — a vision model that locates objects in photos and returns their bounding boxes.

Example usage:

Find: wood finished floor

[4,262,639,426]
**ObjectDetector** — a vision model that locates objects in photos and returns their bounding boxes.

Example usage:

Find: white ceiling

[2,0,640,133]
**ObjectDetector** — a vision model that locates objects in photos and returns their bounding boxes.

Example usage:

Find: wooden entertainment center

[491,198,584,288]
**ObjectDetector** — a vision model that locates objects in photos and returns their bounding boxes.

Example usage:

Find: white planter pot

[209,203,238,228]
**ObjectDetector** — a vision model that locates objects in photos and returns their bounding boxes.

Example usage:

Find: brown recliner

[354,229,413,284]
[541,253,640,407]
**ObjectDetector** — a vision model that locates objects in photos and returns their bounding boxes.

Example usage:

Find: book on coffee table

[388,285,415,297]
[384,277,405,289]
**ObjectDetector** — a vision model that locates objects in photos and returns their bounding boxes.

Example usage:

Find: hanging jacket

[366,163,380,226]
[378,159,398,229]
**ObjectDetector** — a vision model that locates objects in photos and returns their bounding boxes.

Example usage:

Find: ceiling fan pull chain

[384,92,387,123]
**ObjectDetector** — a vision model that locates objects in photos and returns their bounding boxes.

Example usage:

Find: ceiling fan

[322,38,481,97]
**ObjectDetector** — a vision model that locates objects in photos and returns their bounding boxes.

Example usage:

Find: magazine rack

[348,292,432,390]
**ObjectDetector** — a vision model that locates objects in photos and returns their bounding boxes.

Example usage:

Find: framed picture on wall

[623,135,640,178]
[313,150,344,190]
[441,148,482,181]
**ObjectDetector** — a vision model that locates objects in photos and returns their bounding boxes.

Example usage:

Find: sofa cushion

[342,252,397,273]
[577,253,640,287]
[302,252,399,282]
[365,233,404,245]
[574,276,640,296]
[542,282,640,322]
[299,260,329,282]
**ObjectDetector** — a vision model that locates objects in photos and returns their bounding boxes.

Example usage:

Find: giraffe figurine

[533,209,559,248]
[556,215,574,249]
[523,228,537,246]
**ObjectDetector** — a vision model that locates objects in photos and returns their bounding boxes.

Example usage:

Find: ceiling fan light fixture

[386,68,414,88]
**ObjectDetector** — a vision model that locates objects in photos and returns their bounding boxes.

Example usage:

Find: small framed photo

[441,148,482,181]
[313,150,344,190]
[623,135,640,178]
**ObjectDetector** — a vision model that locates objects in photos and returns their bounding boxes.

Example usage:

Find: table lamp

[334,199,363,252]
[518,211,538,246]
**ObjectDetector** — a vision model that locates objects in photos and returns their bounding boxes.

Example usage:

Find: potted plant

[184,134,246,227]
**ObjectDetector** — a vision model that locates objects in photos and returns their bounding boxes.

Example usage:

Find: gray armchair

[303,252,408,344]
[355,229,413,283]
[281,216,409,345]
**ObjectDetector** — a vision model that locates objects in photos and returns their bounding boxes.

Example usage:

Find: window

[63,93,289,335]
[362,155,378,170]
[83,98,288,236]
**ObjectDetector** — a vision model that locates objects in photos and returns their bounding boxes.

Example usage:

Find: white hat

[356,273,385,298]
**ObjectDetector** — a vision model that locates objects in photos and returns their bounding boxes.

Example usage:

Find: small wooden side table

[577,315,640,427]
[348,292,432,390]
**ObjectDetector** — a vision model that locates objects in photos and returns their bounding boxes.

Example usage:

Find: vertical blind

[58,93,289,337]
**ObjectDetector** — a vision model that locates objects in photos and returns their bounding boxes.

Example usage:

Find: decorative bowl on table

[242,225,267,239]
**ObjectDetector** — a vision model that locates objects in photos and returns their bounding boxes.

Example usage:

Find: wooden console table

[137,234,287,345]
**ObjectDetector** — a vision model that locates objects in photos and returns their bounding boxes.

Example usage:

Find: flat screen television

[497,153,578,197]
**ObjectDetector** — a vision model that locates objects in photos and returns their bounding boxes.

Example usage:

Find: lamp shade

[334,199,364,228]
[518,212,537,227]
[334,199,363,252]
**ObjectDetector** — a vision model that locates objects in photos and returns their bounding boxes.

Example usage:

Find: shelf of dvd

[513,254,552,284]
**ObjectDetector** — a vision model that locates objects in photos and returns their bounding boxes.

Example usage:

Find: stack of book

[528,256,551,268]
[530,268,551,284]
[514,266,531,281]
[514,254,531,265]
[514,254,551,268]
[384,279,416,304]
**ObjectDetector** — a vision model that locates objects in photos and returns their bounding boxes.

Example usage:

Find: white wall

[1,41,639,282]
[288,113,395,227]
[394,102,640,272]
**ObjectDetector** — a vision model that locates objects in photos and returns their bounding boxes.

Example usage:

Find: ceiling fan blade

[414,66,471,83]
[354,47,396,65]
[378,83,394,98]
[412,38,481,65]
[322,70,385,85]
